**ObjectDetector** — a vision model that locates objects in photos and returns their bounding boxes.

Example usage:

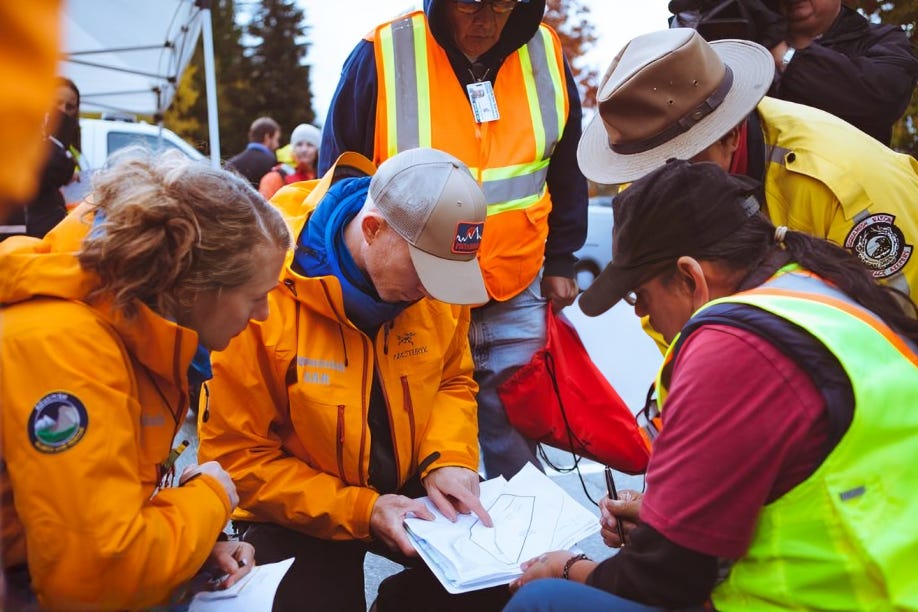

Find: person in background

[668,0,918,144]
[56,77,94,207]
[259,122,321,199]
[1,150,291,608]
[225,116,281,189]
[16,99,78,238]
[199,148,510,612]
[504,160,918,610]
[578,28,918,305]
[320,0,588,480]
[55,78,83,160]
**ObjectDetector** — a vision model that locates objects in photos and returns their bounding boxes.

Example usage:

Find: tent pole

[200,2,221,167]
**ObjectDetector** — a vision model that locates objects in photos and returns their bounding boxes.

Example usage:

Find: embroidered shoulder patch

[28,392,89,453]
[844,213,912,279]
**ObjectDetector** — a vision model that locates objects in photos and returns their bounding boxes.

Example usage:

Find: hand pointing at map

[423,466,493,527]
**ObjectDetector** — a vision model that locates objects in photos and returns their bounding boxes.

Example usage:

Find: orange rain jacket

[0,206,232,608]
[198,163,480,541]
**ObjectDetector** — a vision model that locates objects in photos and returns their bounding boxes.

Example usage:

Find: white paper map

[404,463,599,593]
[189,557,294,612]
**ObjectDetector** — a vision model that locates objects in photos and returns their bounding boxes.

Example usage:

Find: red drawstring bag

[497,307,650,474]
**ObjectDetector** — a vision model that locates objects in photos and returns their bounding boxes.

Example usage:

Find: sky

[298,0,670,125]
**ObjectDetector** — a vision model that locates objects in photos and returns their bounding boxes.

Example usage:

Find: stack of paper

[404,463,599,593]
[189,558,294,612]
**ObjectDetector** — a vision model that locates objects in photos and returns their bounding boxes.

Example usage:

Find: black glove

[738,0,786,49]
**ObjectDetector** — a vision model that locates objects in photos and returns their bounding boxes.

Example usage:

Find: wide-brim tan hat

[578,29,774,185]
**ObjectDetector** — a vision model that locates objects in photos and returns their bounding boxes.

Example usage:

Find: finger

[407,499,435,522]
[390,528,418,557]
[426,487,458,522]
[452,489,492,527]
[178,465,201,485]
[233,542,255,567]
[222,556,253,588]
[600,527,621,548]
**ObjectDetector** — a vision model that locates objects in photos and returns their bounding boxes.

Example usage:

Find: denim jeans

[503,579,664,612]
[470,276,547,479]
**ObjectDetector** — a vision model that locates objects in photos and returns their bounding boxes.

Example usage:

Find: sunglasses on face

[453,0,518,15]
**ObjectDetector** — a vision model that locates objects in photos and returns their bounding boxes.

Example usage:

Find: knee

[504,578,568,612]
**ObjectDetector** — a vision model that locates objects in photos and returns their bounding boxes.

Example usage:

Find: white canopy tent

[60,0,221,164]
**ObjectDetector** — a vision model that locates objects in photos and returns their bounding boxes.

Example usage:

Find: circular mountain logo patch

[28,392,88,453]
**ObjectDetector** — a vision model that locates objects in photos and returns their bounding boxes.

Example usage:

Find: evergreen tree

[244,0,315,146]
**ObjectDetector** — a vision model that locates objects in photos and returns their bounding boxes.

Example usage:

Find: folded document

[404,463,599,594]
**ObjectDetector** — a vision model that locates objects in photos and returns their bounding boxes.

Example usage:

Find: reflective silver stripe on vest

[385,20,564,207]
[525,29,560,159]
[482,165,549,205]
[390,16,421,150]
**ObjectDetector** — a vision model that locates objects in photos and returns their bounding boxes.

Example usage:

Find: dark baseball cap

[579,160,762,316]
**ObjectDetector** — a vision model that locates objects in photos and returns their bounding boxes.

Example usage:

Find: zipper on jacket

[336,404,347,484]
[283,278,297,296]
[400,376,417,471]
[376,358,402,483]
[383,323,391,355]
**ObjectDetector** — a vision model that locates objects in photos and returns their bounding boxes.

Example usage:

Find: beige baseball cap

[369,148,489,305]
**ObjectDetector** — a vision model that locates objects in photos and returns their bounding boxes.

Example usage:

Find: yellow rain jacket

[0,206,232,608]
[757,96,918,298]
[197,163,480,541]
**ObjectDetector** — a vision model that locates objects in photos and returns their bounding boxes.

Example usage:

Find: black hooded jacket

[772,5,918,145]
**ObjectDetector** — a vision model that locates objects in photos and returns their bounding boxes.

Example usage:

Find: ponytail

[696,214,918,343]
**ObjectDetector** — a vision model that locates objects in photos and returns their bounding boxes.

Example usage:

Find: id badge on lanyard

[467,81,500,124]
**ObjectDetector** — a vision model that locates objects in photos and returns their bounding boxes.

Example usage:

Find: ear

[361,213,385,244]
[721,124,742,156]
[676,256,711,311]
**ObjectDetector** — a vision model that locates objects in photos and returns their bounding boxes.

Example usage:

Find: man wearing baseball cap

[579,27,918,305]
[199,148,511,610]
[505,160,918,610]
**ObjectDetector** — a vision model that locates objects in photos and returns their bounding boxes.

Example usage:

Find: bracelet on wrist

[561,553,590,580]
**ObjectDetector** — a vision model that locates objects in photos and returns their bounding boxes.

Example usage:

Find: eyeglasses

[623,291,638,307]
[453,0,518,15]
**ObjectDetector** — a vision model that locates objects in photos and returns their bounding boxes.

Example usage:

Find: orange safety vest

[371,12,569,301]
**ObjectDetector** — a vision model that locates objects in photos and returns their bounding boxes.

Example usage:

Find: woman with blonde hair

[0,150,291,608]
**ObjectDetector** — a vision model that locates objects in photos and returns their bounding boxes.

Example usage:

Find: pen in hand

[604,466,627,546]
